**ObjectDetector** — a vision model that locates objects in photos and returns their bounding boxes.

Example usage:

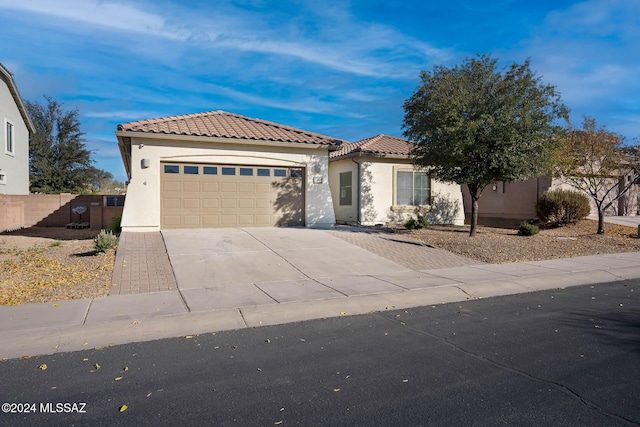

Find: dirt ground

[1,220,639,306]
[0,227,114,306]
[405,219,640,263]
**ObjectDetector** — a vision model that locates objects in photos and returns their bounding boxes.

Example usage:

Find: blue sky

[1,0,638,182]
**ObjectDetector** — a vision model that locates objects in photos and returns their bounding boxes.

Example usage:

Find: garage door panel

[182,215,201,226]
[220,215,237,225]
[163,198,181,209]
[238,199,254,209]
[256,199,271,208]
[202,183,220,192]
[221,183,237,192]
[239,183,254,192]
[256,183,271,193]
[202,198,219,209]
[238,215,255,225]
[161,162,304,229]
[202,215,220,225]
[255,215,272,225]
[221,199,236,209]
[183,198,200,209]
[182,182,199,192]
[163,181,181,192]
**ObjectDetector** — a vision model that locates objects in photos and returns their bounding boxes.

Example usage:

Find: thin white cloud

[0,0,189,40]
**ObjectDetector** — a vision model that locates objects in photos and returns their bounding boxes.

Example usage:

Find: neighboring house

[0,63,35,195]
[328,134,465,226]
[462,175,640,222]
[115,111,344,231]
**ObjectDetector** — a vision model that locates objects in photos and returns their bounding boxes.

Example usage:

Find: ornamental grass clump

[518,222,540,236]
[94,230,119,253]
[536,189,591,226]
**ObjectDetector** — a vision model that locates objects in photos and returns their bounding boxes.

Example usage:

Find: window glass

[414,172,430,205]
[6,122,13,154]
[290,169,303,178]
[396,171,431,205]
[222,167,236,175]
[257,168,270,177]
[339,171,352,206]
[397,171,413,205]
[203,166,218,175]
[240,168,253,176]
[274,169,286,177]
[184,165,199,174]
[164,165,179,174]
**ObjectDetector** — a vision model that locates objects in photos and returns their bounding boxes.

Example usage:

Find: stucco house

[328,134,465,226]
[461,174,640,224]
[0,63,35,195]
[115,111,344,231]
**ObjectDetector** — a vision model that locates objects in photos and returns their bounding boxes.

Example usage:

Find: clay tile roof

[330,134,415,159]
[117,110,344,147]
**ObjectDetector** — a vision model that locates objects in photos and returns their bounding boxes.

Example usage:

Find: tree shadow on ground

[1,227,98,240]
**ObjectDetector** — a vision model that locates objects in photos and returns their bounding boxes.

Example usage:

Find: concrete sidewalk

[1,228,639,359]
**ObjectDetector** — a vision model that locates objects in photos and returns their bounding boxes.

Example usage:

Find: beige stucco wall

[462,177,552,221]
[463,175,640,221]
[120,137,336,231]
[329,157,465,225]
[0,80,29,195]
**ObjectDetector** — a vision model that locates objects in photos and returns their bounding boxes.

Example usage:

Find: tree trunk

[470,194,479,237]
[597,207,605,234]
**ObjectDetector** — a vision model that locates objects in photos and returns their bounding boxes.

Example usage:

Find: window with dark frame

[274,169,286,177]
[257,168,270,177]
[164,165,179,174]
[203,166,218,175]
[339,171,352,206]
[397,171,431,206]
[240,168,253,176]
[184,165,199,174]
[6,121,14,154]
[222,167,236,175]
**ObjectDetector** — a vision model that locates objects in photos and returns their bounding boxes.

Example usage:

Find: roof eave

[0,65,36,135]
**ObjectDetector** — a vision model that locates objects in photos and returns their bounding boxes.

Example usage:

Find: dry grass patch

[0,228,114,306]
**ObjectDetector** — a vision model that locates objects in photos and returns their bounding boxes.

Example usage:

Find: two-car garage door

[161,162,304,228]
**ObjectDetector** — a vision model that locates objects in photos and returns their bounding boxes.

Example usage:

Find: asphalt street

[1,280,638,426]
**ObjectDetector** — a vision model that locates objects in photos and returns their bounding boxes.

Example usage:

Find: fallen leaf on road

[115,377,123,381]
[94,363,101,370]
[39,364,47,370]
[119,405,128,412]
[333,388,340,392]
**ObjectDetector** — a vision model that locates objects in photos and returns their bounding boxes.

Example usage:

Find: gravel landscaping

[406,219,640,264]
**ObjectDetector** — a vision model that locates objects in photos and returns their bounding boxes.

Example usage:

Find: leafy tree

[554,117,640,234]
[25,96,96,193]
[402,55,569,236]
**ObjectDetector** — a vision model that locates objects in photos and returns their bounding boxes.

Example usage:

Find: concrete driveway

[161,227,415,311]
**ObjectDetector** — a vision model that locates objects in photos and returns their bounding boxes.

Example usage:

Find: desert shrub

[536,189,590,226]
[404,214,430,230]
[109,216,122,234]
[94,230,119,252]
[518,221,539,236]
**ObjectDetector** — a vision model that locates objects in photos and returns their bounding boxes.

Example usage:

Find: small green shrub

[109,216,122,234]
[94,230,119,253]
[50,241,63,248]
[404,214,430,230]
[536,189,590,226]
[518,221,539,236]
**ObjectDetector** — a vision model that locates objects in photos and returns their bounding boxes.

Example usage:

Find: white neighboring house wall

[0,64,34,195]
[329,157,465,226]
[118,134,336,231]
